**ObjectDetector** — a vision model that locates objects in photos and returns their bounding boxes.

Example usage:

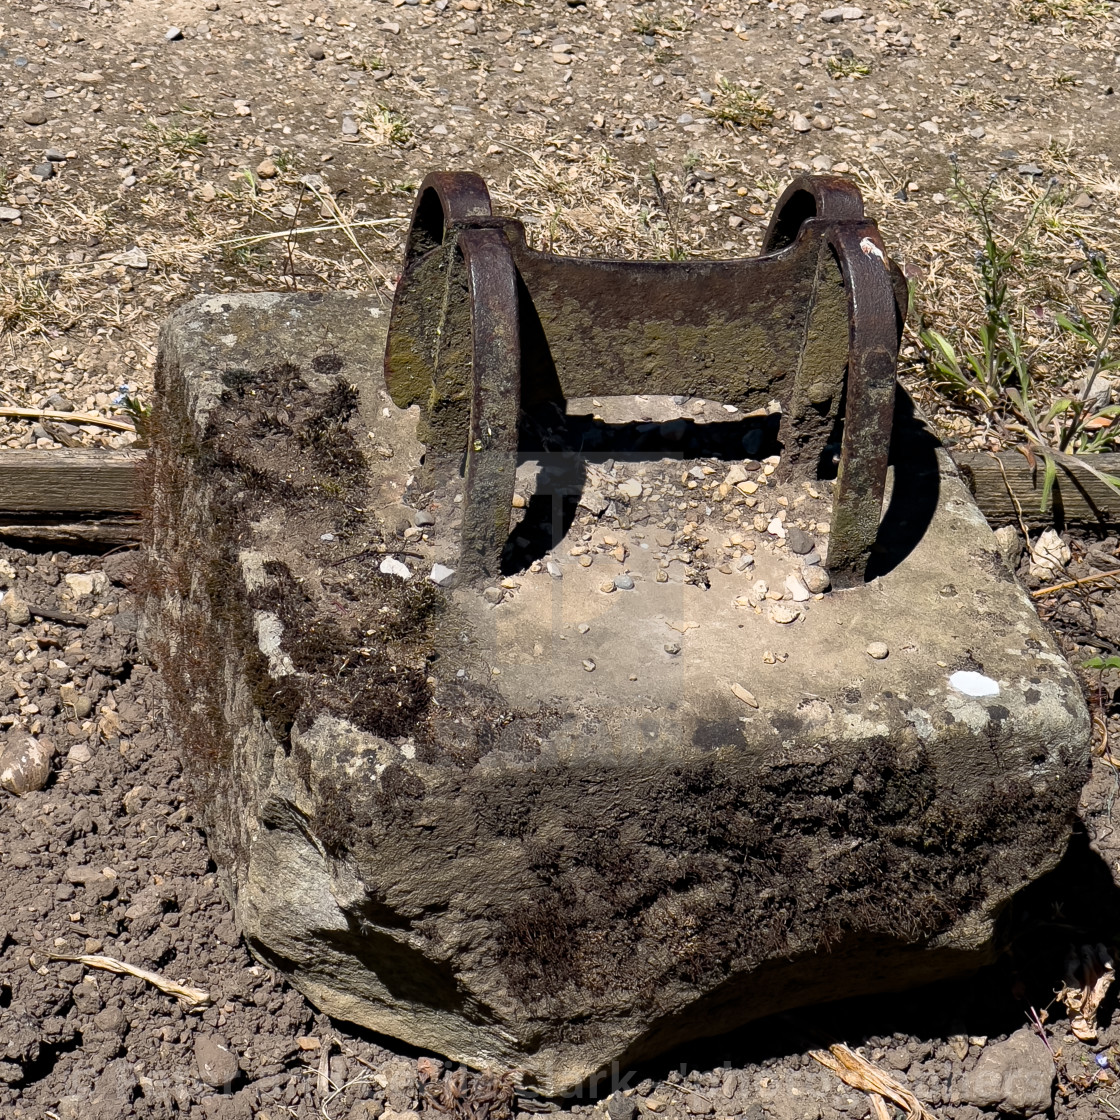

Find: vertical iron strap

[456,227,522,585]
[826,223,901,588]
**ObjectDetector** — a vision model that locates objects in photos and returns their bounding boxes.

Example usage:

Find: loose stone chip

[731,683,760,708]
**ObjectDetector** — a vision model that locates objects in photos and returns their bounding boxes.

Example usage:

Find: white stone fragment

[64,571,108,598]
[785,575,810,602]
[379,556,412,580]
[117,247,148,269]
[731,683,759,708]
[429,564,456,587]
[1028,529,1070,580]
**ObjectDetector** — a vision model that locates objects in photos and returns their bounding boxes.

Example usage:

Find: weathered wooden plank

[954,451,1120,528]
[1,446,1118,531]
[0,448,145,513]
[0,517,142,544]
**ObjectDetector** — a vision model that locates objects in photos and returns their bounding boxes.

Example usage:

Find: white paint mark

[859,237,886,264]
[253,610,295,677]
[949,670,1000,697]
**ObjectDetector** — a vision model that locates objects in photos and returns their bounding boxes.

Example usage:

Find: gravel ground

[1,0,1120,451]
[4,0,1120,1118]
[0,534,1119,1118]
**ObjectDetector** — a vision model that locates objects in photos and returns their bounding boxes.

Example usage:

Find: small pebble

[786,527,815,555]
[482,586,503,604]
[866,641,889,660]
[546,560,563,579]
[614,574,635,590]
[664,642,681,655]
[577,623,590,634]
[582,659,596,672]
[802,566,831,594]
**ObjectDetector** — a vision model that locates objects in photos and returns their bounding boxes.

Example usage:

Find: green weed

[703,79,774,130]
[825,54,873,78]
[919,165,1120,510]
[353,54,389,72]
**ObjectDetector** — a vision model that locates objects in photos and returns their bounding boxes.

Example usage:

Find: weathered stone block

[146,293,1089,1094]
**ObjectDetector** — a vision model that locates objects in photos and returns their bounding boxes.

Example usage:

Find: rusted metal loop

[762,175,866,255]
[456,227,522,585]
[824,222,904,588]
[405,171,493,261]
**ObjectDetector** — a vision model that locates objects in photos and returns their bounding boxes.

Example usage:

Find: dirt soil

[4,0,1120,1117]
[0,536,1118,1120]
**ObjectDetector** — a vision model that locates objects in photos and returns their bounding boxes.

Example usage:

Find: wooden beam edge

[1,447,1119,530]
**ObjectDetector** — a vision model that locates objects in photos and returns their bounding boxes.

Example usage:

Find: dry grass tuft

[0,269,79,336]
[1010,0,1111,21]
[812,1044,936,1120]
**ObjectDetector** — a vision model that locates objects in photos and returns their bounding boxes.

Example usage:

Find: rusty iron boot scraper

[383,171,907,588]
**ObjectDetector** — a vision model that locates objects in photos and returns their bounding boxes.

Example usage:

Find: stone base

[145,293,1089,1094]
